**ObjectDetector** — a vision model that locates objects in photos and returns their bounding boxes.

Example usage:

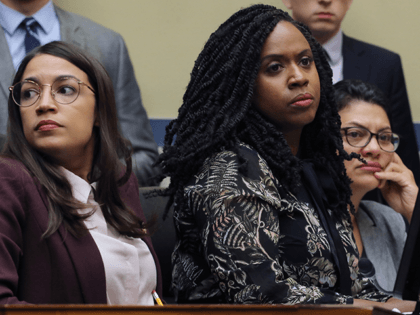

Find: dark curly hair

[158,4,356,219]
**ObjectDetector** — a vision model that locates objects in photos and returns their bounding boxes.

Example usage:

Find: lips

[317,12,333,19]
[290,93,314,107]
[36,120,62,131]
[360,161,382,173]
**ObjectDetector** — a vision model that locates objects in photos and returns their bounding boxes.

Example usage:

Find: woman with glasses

[0,41,161,304]
[335,79,418,293]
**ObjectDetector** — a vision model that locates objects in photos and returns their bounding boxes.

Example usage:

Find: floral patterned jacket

[172,143,390,304]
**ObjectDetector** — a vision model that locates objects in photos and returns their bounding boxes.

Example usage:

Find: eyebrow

[261,48,312,63]
[343,122,392,132]
[23,75,80,83]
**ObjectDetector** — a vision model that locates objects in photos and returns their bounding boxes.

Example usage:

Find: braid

[159,4,355,220]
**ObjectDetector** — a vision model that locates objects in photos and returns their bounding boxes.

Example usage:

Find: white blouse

[61,167,157,305]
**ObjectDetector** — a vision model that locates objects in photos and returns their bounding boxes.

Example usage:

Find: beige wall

[54,0,420,122]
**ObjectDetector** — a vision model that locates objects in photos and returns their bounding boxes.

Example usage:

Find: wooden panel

[0,304,393,315]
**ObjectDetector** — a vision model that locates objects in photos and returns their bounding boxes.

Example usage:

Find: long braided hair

[158,4,356,220]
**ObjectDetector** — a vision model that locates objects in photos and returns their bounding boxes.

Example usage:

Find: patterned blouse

[171,143,391,304]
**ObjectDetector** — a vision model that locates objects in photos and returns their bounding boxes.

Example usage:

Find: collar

[60,166,96,204]
[0,0,56,36]
[322,29,343,66]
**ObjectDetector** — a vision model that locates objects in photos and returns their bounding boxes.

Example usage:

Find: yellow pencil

[152,290,163,306]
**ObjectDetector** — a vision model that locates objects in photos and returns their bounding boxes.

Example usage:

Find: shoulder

[359,200,405,227]
[343,34,401,63]
[0,157,32,181]
[55,5,122,40]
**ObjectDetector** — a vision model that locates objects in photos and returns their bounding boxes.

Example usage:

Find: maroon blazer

[0,158,162,304]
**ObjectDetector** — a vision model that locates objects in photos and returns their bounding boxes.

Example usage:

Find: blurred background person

[0,0,160,186]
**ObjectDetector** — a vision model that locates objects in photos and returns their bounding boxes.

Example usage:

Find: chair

[139,187,176,303]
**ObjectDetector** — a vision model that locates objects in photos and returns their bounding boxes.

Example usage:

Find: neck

[283,129,302,156]
[60,159,92,182]
[312,29,339,46]
[0,0,49,16]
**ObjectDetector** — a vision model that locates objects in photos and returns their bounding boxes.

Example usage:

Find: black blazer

[342,34,420,185]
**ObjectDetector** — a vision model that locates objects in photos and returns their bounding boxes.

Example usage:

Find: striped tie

[23,17,40,54]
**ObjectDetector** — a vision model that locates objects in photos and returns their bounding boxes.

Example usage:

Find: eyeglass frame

[340,126,400,153]
[8,76,96,107]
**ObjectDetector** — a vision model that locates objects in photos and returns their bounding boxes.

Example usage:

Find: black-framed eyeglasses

[9,76,95,107]
[341,126,400,153]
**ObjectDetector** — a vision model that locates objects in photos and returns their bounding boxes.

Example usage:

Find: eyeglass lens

[13,77,81,107]
[345,127,399,152]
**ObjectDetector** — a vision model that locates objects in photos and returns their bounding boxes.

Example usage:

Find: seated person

[334,79,418,292]
[157,4,414,311]
[0,41,161,304]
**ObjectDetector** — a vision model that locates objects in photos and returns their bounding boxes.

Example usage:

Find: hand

[374,153,418,223]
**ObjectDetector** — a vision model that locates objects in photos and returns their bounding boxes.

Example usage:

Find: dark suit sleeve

[106,36,161,187]
[387,56,420,184]
[0,162,29,304]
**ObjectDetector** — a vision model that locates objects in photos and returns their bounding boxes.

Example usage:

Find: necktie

[322,47,331,63]
[22,17,40,54]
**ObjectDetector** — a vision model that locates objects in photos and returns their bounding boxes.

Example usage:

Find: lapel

[342,33,371,81]
[356,204,396,291]
[55,5,85,50]
[35,179,107,304]
[55,5,102,60]
[0,28,15,109]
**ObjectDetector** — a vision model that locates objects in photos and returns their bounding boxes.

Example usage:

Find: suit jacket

[343,34,420,185]
[0,157,162,304]
[0,6,160,186]
[357,200,406,292]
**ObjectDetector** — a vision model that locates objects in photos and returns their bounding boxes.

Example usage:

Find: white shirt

[61,167,156,305]
[322,29,344,84]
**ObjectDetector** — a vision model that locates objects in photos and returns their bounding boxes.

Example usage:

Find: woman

[0,41,161,304]
[157,4,414,310]
[335,79,418,292]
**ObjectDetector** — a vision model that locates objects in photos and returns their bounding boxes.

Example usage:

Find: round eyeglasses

[9,77,95,107]
[341,126,400,153]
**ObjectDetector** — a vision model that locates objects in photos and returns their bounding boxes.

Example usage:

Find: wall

[54,0,420,129]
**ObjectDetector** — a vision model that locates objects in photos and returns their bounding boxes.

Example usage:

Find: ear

[282,0,292,9]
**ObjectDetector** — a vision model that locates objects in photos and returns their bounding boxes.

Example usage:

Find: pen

[152,290,163,306]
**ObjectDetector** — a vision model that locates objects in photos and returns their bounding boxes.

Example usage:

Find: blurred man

[0,0,161,186]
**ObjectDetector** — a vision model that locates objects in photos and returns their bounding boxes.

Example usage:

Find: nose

[35,85,58,114]
[288,65,309,89]
[360,136,381,158]
[318,0,332,4]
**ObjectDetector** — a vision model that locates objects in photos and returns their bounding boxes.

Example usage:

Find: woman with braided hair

[158,4,414,310]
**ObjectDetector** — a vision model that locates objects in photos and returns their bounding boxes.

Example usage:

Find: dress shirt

[323,29,343,84]
[61,167,156,305]
[0,0,60,70]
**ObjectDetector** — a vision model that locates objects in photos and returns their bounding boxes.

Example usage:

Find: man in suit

[0,0,160,186]
[282,0,420,188]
